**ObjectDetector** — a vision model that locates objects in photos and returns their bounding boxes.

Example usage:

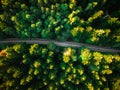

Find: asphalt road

[0,38,120,53]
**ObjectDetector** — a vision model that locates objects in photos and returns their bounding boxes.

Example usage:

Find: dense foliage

[0,44,120,90]
[0,0,120,90]
[0,0,120,48]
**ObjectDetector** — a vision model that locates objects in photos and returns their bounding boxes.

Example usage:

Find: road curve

[0,38,120,53]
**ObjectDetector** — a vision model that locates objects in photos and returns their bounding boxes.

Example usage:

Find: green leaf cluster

[0,44,120,90]
[0,0,120,48]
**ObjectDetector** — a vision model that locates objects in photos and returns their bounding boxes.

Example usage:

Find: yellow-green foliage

[0,44,120,90]
[0,0,120,47]
[0,0,120,89]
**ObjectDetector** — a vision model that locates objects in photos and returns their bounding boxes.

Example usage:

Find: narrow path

[0,38,120,53]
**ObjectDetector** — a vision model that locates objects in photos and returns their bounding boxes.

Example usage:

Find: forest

[0,0,120,90]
